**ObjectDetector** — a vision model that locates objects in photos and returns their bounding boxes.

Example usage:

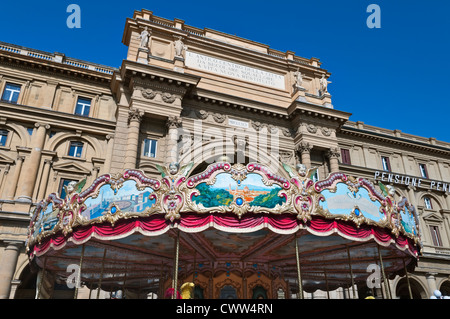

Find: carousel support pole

[346,246,356,299]
[74,244,85,299]
[122,261,128,299]
[403,258,413,299]
[294,235,304,299]
[192,254,196,283]
[97,248,107,299]
[172,230,180,299]
[324,270,330,299]
[36,257,47,299]
[377,245,391,299]
[159,262,164,298]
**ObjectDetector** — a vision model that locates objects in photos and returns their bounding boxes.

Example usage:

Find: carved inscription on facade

[185,51,285,90]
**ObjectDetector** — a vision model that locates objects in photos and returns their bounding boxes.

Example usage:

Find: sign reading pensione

[185,51,285,90]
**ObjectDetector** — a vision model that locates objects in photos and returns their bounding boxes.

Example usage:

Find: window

[59,178,78,199]
[381,156,391,172]
[424,196,433,209]
[143,138,157,158]
[429,225,442,247]
[1,83,21,103]
[68,141,83,158]
[74,97,91,117]
[0,129,8,146]
[340,149,351,165]
[419,163,428,178]
[311,169,319,183]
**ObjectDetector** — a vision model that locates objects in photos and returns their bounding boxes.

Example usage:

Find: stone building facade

[0,9,449,299]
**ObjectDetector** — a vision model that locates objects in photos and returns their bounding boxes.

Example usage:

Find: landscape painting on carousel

[81,180,156,220]
[192,172,286,209]
[319,182,385,223]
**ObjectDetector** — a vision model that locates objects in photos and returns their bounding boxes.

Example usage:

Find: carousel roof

[27,162,421,294]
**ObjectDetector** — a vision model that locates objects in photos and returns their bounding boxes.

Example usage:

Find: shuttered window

[340,149,351,165]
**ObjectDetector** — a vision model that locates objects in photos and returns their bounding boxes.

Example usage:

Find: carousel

[26,161,421,299]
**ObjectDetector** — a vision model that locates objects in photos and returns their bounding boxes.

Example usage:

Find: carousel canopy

[26,162,421,294]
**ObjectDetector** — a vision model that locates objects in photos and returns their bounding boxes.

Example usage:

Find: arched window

[424,196,433,210]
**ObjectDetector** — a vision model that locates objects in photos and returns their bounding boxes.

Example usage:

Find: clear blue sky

[1,1,449,143]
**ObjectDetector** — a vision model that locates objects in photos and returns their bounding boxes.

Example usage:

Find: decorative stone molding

[306,123,317,134]
[193,109,207,120]
[161,92,176,104]
[140,87,156,99]
[34,122,51,130]
[193,109,227,123]
[279,151,293,164]
[281,127,293,137]
[321,127,333,136]
[212,112,226,123]
[3,164,10,175]
[251,121,278,133]
[136,86,178,104]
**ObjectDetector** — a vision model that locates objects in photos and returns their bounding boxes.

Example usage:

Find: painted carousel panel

[319,182,385,223]
[192,172,286,209]
[81,180,156,220]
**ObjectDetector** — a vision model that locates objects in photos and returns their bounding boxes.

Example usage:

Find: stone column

[16,123,49,202]
[124,109,144,169]
[426,273,438,296]
[327,147,341,173]
[5,156,24,200]
[0,241,22,299]
[166,116,182,165]
[297,142,312,168]
[37,159,52,200]
[407,185,418,208]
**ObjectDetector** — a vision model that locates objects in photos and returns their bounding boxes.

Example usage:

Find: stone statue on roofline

[294,68,303,89]
[137,26,150,49]
[319,74,331,95]
[174,36,187,58]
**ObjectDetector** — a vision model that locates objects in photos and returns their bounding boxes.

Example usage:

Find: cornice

[189,87,290,120]
[340,126,450,155]
[0,47,115,85]
[0,101,115,135]
[118,59,201,89]
[288,100,351,128]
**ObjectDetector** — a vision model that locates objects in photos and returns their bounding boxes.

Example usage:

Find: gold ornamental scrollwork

[26,161,421,252]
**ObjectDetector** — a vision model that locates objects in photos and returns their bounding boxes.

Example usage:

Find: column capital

[15,156,25,163]
[296,141,312,154]
[3,164,10,175]
[326,147,341,159]
[166,115,182,129]
[34,123,50,130]
[3,240,24,250]
[128,108,144,124]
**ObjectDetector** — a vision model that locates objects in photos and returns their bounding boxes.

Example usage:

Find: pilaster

[124,109,144,169]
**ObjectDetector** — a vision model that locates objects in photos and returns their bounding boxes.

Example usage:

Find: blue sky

[1,1,449,142]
